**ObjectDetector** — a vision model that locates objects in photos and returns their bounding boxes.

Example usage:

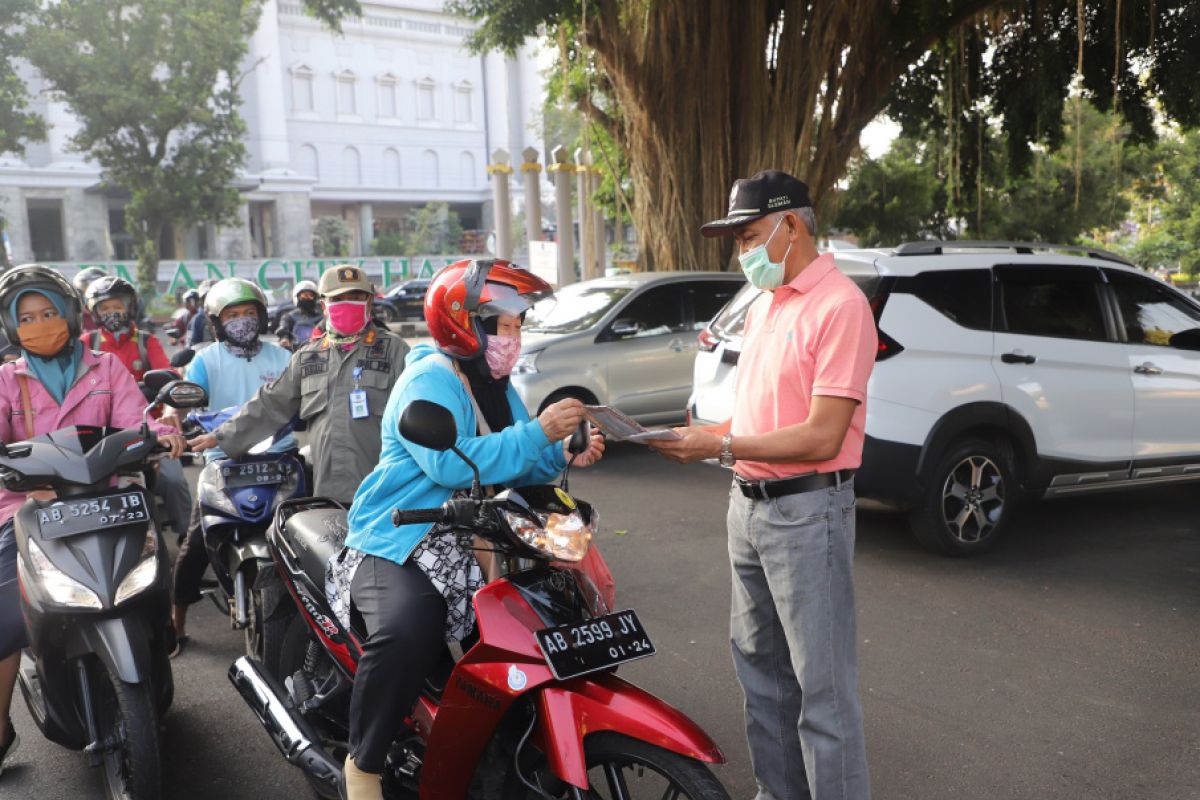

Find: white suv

[688,242,1200,555]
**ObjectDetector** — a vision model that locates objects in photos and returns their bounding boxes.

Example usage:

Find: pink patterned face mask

[326,301,370,335]
[484,333,521,379]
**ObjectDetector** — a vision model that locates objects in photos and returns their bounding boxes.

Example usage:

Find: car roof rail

[893,240,1134,267]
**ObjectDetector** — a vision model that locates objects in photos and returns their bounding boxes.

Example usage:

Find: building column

[250,0,291,172]
[521,146,542,246]
[549,146,575,287]
[359,202,374,257]
[488,148,513,260]
[575,148,598,281]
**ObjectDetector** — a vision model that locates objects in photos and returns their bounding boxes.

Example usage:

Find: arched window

[459,151,476,188]
[290,65,314,113]
[336,70,357,116]
[298,144,319,178]
[416,77,436,120]
[343,146,361,185]
[382,148,401,186]
[422,149,439,187]
[453,80,473,123]
[376,73,398,118]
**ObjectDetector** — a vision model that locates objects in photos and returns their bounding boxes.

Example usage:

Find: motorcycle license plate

[36,491,150,540]
[221,461,291,488]
[535,609,655,681]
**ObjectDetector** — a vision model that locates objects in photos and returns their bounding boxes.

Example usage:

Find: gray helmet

[204,278,269,340]
[0,264,84,343]
[72,266,107,295]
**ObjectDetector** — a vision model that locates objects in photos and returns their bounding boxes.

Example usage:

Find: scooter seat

[280,508,349,585]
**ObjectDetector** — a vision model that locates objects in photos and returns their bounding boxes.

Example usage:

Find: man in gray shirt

[189,264,408,505]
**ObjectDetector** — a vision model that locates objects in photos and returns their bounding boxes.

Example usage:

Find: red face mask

[326,300,370,336]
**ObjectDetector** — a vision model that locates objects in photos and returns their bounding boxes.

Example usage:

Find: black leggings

[348,555,446,774]
[0,521,26,659]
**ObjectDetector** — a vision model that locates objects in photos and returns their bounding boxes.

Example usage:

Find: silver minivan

[512,272,744,424]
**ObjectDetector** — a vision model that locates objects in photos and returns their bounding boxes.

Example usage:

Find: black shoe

[0,719,18,777]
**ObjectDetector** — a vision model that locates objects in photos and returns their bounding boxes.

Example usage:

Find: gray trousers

[727,478,870,800]
[157,457,192,536]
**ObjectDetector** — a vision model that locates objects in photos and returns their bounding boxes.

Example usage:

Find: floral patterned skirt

[326,527,484,643]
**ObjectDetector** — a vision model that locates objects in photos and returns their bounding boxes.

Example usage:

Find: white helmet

[292,280,319,304]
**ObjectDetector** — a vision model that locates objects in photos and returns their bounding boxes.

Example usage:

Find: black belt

[734,469,855,500]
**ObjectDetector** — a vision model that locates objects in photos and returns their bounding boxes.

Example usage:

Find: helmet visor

[477,281,536,320]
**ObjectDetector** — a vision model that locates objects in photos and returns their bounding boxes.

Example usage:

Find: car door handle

[1000,352,1037,365]
[1133,362,1163,375]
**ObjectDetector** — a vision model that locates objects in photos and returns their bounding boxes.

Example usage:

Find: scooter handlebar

[391,507,450,527]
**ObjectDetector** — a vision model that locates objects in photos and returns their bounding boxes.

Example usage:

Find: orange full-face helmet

[424,259,553,359]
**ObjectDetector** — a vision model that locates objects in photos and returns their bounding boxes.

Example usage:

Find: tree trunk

[131,212,163,301]
[585,0,998,270]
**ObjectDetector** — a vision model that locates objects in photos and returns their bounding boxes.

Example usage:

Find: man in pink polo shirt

[651,170,876,800]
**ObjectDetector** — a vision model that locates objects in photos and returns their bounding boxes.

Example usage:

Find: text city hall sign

[49,256,469,295]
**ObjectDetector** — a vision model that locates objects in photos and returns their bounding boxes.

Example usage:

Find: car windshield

[524,285,633,334]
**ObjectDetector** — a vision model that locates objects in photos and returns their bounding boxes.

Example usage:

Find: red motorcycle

[228,399,729,799]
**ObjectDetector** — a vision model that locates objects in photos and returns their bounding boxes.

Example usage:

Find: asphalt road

[5,442,1199,799]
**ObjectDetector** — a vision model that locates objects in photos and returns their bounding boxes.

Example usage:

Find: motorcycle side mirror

[141,369,176,395]
[158,380,209,410]
[400,400,458,451]
[400,400,483,499]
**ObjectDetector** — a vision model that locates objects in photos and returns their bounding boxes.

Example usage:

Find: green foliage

[369,203,463,257]
[835,101,1136,246]
[0,0,46,155]
[23,0,262,297]
[313,216,353,257]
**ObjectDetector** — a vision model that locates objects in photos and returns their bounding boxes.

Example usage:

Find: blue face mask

[737,216,792,291]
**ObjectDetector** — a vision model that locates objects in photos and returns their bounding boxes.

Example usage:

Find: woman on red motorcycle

[335,260,605,800]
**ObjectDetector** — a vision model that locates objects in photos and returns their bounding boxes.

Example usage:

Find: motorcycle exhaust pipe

[228,656,340,789]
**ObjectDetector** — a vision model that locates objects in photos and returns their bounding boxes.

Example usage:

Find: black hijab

[464,316,514,433]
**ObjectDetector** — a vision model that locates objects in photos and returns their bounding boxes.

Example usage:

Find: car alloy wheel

[940,454,1005,544]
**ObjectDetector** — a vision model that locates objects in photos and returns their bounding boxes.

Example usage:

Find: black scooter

[3,375,208,800]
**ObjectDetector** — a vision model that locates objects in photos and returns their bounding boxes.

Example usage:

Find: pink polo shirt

[731,253,877,481]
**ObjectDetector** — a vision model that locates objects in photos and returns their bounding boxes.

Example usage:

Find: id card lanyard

[349,366,369,419]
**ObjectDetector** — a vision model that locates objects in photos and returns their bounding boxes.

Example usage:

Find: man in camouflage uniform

[190,264,409,505]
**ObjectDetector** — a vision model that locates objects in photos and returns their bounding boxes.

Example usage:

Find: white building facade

[0,0,548,276]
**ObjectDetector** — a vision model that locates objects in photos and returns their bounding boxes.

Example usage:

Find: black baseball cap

[700,170,813,237]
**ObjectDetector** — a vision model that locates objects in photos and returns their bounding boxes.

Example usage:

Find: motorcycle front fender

[79,615,154,685]
[535,672,725,790]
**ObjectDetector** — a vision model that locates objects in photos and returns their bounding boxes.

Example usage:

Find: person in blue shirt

[334,260,605,800]
[166,278,294,654]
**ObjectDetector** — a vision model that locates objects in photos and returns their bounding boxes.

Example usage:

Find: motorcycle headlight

[513,350,540,375]
[21,538,103,609]
[115,527,160,606]
[197,463,238,516]
[501,509,592,562]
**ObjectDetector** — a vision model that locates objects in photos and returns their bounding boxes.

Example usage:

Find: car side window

[608,284,688,338]
[996,267,1108,342]
[1105,269,1200,346]
[897,269,991,330]
[687,281,742,330]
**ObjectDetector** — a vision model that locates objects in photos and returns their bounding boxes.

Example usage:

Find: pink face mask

[326,300,370,335]
[484,333,521,379]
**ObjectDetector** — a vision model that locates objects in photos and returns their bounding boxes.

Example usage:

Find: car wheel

[538,389,597,413]
[377,304,398,324]
[909,436,1018,556]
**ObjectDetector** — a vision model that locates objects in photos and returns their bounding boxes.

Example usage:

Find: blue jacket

[346,344,567,566]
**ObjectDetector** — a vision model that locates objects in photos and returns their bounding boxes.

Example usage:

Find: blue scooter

[188,408,307,673]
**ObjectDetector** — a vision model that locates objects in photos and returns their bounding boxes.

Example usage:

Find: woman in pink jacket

[0,265,186,777]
